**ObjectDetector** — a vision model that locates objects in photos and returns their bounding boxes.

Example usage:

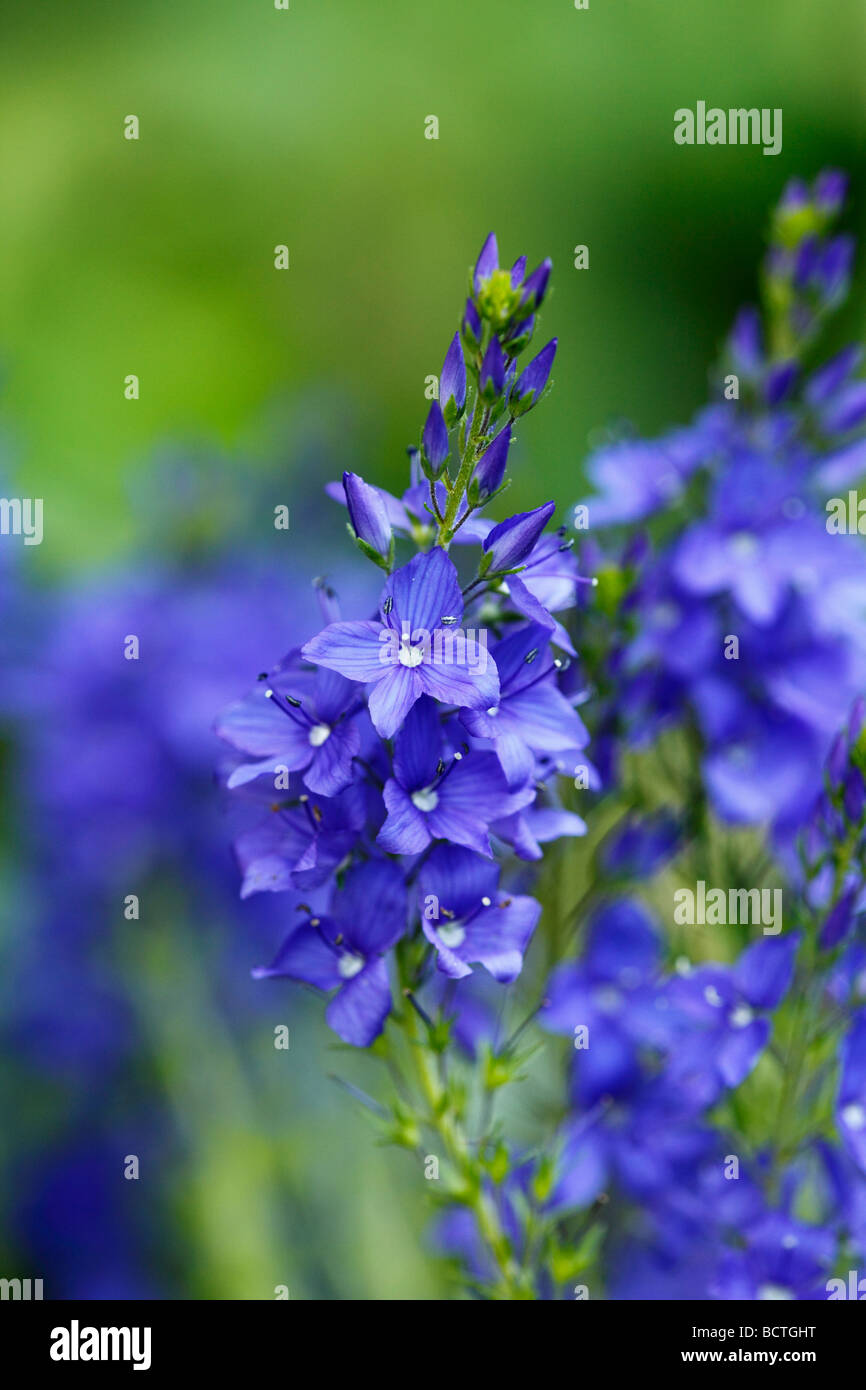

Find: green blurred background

[2,0,865,573]
[1,0,865,1300]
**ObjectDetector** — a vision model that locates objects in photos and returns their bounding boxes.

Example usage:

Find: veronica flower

[541,900,668,1108]
[376,696,518,856]
[461,623,588,789]
[837,1010,866,1172]
[301,547,499,738]
[252,859,407,1046]
[418,843,541,982]
[217,659,361,797]
[232,781,367,895]
[670,455,847,626]
[666,935,799,1092]
[710,1213,835,1301]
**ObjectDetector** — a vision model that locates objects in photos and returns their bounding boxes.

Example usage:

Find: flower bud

[520,258,552,313]
[440,333,467,426]
[343,471,392,558]
[473,425,512,499]
[479,336,506,402]
[483,501,556,573]
[421,401,450,478]
[510,339,557,416]
[473,232,499,292]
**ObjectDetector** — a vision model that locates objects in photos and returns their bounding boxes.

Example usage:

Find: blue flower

[460,623,588,789]
[666,935,799,1091]
[217,658,361,797]
[418,844,541,982]
[376,697,518,856]
[252,859,407,1046]
[302,548,500,738]
[837,1010,866,1172]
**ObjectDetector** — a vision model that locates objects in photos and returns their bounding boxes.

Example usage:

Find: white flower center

[730,1005,753,1029]
[596,986,622,1014]
[411,787,439,812]
[704,985,724,1008]
[398,641,424,667]
[438,923,466,948]
[758,1285,793,1301]
[308,723,331,747]
[842,1103,866,1131]
[338,951,365,980]
[728,530,759,561]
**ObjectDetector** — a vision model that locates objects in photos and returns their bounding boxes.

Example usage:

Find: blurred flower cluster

[0,458,354,1297]
[581,171,866,836]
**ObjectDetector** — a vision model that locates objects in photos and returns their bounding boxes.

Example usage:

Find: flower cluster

[580,172,866,835]
[219,234,589,1051]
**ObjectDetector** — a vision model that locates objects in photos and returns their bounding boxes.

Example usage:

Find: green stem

[438,400,488,545]
[395,979,529,1298]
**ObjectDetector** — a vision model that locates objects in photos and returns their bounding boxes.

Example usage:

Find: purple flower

[667,934,799,1091]
[217,660,361,797]
[377,696,516,856]
[461,623,588,789]
[541,900,667,1107]
[582,439,688,526]
[232,781,367,895]
[301,548,500,739]
[602,812,681,880]
[710,1213,835,1301]
[252,859,407,1046]
[816,169,848,214]
[418,843,540,982]
[837,1011,866,1171]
